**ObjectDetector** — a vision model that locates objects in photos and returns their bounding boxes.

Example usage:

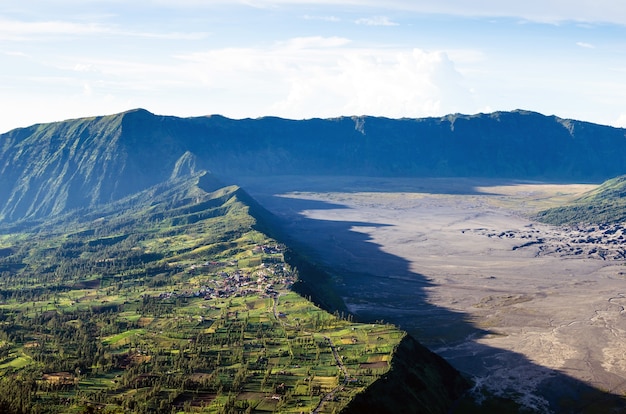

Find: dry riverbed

[236,176,626,412]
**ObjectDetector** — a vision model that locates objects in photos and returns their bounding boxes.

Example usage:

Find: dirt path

[271,293,351,413]
[311,336,350,414]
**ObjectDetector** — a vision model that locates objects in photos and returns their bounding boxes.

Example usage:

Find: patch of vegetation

[536,175,626,225]
[0,178,411,413]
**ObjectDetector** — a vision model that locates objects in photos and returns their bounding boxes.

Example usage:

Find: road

[270,293,353,414]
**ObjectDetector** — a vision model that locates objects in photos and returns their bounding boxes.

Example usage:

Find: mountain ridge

[3,110,626,411]
[2,108,626,223]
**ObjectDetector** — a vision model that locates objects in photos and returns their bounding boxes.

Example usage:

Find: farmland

[0,180,405,413]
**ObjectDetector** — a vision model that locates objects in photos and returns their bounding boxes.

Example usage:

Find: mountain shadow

[249,186,626,413]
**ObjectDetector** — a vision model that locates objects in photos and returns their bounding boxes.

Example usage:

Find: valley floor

[237,176,626,413]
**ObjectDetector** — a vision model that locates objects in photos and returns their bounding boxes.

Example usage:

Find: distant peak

[119,108,158,128]
[510,109,543,116]
[122,108,154,116]
[170,151,198,180]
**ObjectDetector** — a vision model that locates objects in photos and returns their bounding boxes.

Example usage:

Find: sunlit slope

[536,175,626,224]
[0,173,469,413]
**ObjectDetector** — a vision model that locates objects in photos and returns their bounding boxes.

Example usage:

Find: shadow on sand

[242,179,626,414]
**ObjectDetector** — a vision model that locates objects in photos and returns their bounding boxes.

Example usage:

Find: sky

[2,1,626,133]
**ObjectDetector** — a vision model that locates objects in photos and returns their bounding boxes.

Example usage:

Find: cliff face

[341,335,470,414]
[2,108,626,223]
[280,246,471,413]
[0,113,124,221]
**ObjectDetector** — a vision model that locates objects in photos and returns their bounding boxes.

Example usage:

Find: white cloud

[121,31,210,40]
[3,50,29,57]
[173,38,474,118]
[2,1,625,133]
[303,14,341,22]
[576,42,595,48]
[0,17,208,41]
[355,16,399,26]
[9,1,626,26]
[278,36,352,49]
[0,19,109,40]
[206,41,471,118]
[227,0,626,25]
[73,63,97,72]
[393,0,626,24]
[82,82,94,96]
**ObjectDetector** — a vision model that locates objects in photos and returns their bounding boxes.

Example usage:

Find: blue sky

[1,1,626,133]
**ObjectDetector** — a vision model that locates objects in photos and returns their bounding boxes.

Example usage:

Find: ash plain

[237,176,626,412]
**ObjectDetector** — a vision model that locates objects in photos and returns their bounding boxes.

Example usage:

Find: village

[157,244,296,301]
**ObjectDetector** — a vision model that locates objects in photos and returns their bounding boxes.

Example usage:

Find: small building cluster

[159,244,294,301]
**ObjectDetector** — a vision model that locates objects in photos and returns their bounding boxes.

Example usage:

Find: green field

[0,182,403,413]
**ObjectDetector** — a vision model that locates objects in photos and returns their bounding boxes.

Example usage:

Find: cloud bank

[176,37,473,119]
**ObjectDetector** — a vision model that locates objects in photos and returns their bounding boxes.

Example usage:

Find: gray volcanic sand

[236,176,626,412]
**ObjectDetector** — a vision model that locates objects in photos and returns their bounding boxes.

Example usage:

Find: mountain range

[2,108,626,224]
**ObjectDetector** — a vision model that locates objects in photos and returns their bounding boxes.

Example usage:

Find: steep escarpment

[0,110,185,222]
[0,114,124,221]
[2,109,626,223]
[124,109,626,180]
[341,334,470,414]
[0,109,203,222]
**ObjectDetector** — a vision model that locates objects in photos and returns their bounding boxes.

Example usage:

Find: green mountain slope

[4,108,625,411]
[536,175,626,225]
[0,173,469,413]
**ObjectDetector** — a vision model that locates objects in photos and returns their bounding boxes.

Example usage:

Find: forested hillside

[0,172,468,413]
[536,175,626,225]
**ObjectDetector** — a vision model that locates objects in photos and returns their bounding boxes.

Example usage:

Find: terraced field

[0,181,406,413]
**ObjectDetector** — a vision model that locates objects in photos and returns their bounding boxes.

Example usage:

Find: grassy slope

[536,175,626,225]
[0,174,467,413]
